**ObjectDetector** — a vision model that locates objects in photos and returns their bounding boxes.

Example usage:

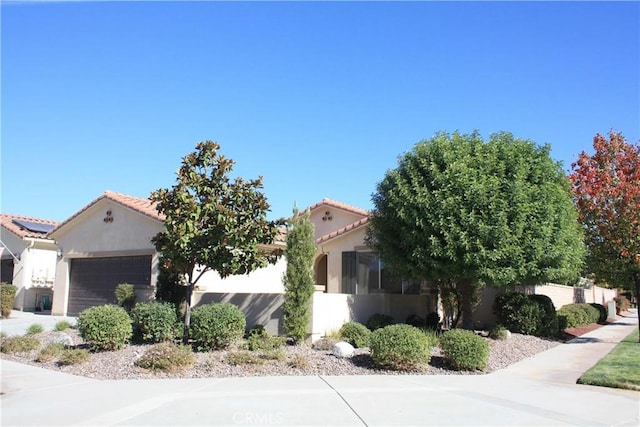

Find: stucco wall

[311,292,432,341]
[0,231,57,311]
[53,200,162,256]
[310,207,364,242]
[533,283,617,309]
[194,257,286,294]
[192,292,285,336]
[51,260,69,316]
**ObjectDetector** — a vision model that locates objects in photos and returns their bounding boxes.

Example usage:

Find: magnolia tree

[569,131,640,337]
[150,141,284,343]
[366,131,585,329]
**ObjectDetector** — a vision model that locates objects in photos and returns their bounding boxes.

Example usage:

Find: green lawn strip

[577,329,640,391]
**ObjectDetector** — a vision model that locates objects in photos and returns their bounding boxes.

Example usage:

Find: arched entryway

[314,254,327,292]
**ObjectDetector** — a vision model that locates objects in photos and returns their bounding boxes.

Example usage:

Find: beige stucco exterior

[48,191,288,316]
[50,198,163,316]
[306,201,371,294]
[194,257,287,294]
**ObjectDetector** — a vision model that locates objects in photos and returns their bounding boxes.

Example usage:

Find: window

[341,251,417,295]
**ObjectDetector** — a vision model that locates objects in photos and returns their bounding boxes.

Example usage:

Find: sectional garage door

[68,255,151,316]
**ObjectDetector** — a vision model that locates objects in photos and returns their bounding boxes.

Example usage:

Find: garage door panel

[69,256,151,316]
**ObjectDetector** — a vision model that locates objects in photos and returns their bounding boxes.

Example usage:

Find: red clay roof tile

[49,191,163,235]
[316,217,370,244]
[0,214,59,240]
[307,198,370,217]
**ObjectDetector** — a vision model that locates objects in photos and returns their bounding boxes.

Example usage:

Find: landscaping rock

[42,332,74,347]
[333,341,355,358]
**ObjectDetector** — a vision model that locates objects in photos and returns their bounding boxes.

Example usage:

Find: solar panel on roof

[12,219,55,234]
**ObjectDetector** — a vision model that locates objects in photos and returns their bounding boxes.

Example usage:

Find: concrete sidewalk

[0,310,77,336]
[1,311,638,426]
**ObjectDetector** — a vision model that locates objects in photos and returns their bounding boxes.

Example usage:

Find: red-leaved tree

[569,131,640,337]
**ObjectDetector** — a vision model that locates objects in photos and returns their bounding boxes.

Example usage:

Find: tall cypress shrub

[283,207,316,343]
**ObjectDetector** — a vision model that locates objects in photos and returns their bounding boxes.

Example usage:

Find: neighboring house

[0,214,59,312]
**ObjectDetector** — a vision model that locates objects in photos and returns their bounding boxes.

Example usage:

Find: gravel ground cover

[0,329,560,380]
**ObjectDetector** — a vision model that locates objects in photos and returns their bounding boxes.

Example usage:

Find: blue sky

[2,1,638,222]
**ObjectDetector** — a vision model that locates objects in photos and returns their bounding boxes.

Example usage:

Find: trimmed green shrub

[557,303,601,329]
[0,335,40,353]
[578,303,601,324]
[190,302,246,350]
[131,301,180,343]
[528,294,559,337]
[557,304,590,328]
[339,322,371,348]
[135,342,195,371]
[58,349,90,366]
[115,283,136,312]
[36,343,65,363]
[77,304,133,351]
[0,283,17,318]
[369,324,432,371]
[366,313,394,331]
[54,320,73,331]
[26,323,44,335]
[440,329,489,371]
[589,303,608,323]
[493,292,559,337]
[246,327,285,352]
[246,324,266,337]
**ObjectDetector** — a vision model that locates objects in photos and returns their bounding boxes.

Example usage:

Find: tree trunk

[635,272,640,343]
[182,282,193,345]
[457,280,475,330]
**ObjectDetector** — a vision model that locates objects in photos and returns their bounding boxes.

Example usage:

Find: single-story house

[0,214,59,311]
[5,192,612,338]
[40,191,433,338]
[48,190,288,316]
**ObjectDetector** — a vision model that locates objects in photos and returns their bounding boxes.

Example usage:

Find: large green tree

[282,207,316,343]
[366,131,585,329]
[150,141,284,343]
[569,131,639,337]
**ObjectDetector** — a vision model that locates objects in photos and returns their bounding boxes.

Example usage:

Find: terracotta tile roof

[316,217,370,244]
[0,214,59,240]
[49,190,163,236]
[306,198,370,218]
[103,191,164,221]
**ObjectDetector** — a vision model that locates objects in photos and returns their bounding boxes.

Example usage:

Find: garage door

[68,255,151,316]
